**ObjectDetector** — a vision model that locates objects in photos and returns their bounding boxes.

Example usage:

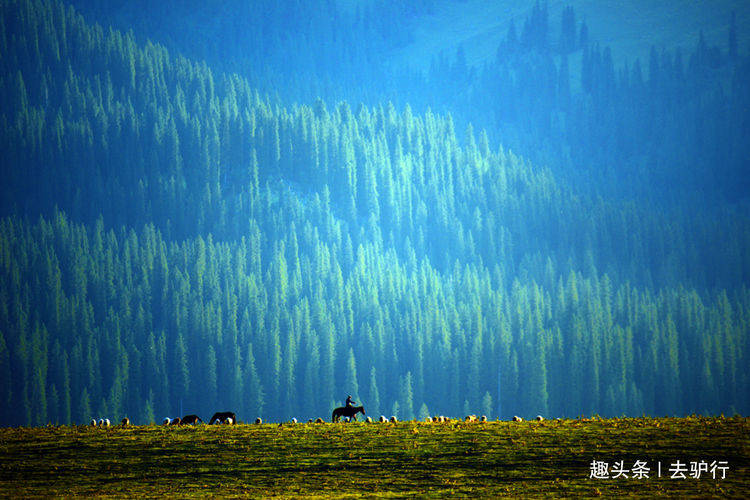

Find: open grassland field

[0,417,748,498]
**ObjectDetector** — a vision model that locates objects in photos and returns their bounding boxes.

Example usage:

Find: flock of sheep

[87,414,546,426]
[89,417,129,427]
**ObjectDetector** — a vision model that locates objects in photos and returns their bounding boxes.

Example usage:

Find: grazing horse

[209,411,237,425]
[332,405,365,423]
[181,414,203,425]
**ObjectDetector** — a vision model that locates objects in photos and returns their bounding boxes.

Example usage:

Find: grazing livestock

[465,415,477,422]
[536,415,544,421]
[209,412,237,425]
[308,419,314,423]
[390,416,398,423]
[512,416,523,422]
[291,418,297,424]
[121,417,130,426]
[480,416,487,422]
[181,414,203,425]
[254,418,262,424]
[90,419,97,426]
[425,416,433,423]
[224,417,234,425]
[315,418,324,423]
[163,417,171,425]
[98,418,105,426]
[332,405,365,423]
[365,416,373,423]
[379,415,387,423]
[103,419,111,427]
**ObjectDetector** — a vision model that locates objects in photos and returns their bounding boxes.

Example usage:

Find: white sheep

[98,418,105,426]
[90,419,97,426]
[103,418,111,427]
[365,416,373,423]
[536,415,544,421]
[254,417,262,424]
[425,416,433,423]
[121,417,130,426]
[389,416,398,423]
[465,415,476,422]
[224,417,234,425]
[379,415,387,423]
[480,415,487,422]
[291,418,298,424]
[163,417,171,425]
[512,415,523,422]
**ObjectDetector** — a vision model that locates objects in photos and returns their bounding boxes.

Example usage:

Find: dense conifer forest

[0,0,748,425]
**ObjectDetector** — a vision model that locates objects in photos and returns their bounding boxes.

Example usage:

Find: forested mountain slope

[0,0,748,425]
[391,0,750,70]
[65,0,750,202]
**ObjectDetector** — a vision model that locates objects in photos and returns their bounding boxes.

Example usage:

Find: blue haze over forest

[0,0,748,426]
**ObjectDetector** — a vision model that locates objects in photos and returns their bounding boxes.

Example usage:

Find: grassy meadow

[0,417,748,497]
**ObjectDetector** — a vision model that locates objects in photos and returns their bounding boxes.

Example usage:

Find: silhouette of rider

[345,395,356,407]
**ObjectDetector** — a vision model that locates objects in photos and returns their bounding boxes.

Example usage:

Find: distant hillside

[65,0,750,203]
[0,0,748,428]
[393,0,750,71]
[70,0,750,73]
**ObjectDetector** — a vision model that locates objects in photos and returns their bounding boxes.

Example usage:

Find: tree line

[1,212,747,425]
[0,0,747,425]
[66,0,750,203]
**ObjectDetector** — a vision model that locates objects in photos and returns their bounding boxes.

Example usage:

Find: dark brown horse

[169,417,182,425]
[181,414,203,425]
[332,405,365,422]
[209,411,237,425]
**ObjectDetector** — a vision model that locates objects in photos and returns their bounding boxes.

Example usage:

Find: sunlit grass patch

[0,417,747,497]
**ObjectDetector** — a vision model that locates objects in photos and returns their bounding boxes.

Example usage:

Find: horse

[332,405,365,422]
[209,411,237,425]
[181,414,203,425]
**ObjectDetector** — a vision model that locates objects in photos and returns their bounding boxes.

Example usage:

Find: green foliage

[0,0,748,426]
[2,207,745,423]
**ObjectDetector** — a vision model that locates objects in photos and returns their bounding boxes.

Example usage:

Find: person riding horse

[345,395,355,408]
[332,404,365,422]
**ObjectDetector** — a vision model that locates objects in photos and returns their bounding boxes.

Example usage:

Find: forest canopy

[0,0,748,425]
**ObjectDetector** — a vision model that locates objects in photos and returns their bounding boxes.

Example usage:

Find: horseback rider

[345,395,356,408]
